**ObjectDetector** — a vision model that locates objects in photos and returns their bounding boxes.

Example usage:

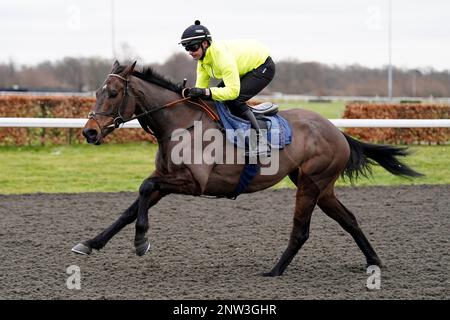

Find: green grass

[0,142,448,194]
[274,144,450,189]
[1,101,447,194]
[0,143,157,194]
[275,100,346,119]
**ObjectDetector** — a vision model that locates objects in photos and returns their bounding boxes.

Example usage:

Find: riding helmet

[179,20,212,46]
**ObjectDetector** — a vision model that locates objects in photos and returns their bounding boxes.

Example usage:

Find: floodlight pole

[388,0,393,100]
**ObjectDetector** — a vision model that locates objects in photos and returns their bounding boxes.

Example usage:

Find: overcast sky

[2,0,450,70]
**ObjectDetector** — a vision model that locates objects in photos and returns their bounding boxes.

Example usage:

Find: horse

[72,60,422,277]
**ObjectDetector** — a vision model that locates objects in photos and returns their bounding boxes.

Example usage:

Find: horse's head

[83,60,138,144]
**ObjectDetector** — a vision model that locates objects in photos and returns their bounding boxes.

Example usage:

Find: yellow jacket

[195,39,270,101]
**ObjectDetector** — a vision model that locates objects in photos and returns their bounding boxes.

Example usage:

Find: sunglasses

[184,43,201,52]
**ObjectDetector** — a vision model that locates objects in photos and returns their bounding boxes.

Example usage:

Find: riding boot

[241,108,271,157]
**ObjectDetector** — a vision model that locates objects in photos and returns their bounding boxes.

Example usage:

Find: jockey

[179,20,275,156]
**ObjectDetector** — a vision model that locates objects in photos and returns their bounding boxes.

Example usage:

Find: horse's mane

[114,65,181,94]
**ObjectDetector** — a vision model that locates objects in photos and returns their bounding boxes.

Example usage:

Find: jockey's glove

[185,87,211,99]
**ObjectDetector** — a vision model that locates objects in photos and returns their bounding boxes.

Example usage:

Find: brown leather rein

[88,73,220,141]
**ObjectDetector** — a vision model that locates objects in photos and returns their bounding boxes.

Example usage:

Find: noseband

[88,73,220,140]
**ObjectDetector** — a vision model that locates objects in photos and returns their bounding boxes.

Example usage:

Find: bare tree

[1,54,449,97]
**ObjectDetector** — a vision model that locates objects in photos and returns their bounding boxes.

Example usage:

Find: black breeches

[220,56,275,117]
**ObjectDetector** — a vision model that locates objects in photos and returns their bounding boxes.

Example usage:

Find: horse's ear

[123,61,137,78]
[111,60,120,72]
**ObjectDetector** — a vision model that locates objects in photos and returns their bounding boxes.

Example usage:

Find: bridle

[88,74,135,130]
[88,73,220,141]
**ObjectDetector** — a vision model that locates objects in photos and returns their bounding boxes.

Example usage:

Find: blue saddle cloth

[215,101,292,149]
[214,101,292,199]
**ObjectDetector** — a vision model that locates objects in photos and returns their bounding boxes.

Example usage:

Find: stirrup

[245,146,271,158]
[259,144,272,157]
[245,137,271,157]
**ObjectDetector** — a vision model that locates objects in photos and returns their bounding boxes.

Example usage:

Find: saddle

[250,102,279,130]
[250,102,279,117]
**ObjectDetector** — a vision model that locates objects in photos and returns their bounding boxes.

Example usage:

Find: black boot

[241,109,271,157]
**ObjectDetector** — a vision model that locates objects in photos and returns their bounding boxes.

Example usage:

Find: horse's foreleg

[134,168,201,255]
[72,199,139,255]
[135,179,164,256]
[134,168,202,256]
[317,194,382,267]
[263,175,319,277]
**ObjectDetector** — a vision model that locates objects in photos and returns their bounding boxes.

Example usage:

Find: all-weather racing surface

[0,185,448,299]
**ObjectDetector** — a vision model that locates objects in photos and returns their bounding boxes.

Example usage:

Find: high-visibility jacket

[195,39,270,101]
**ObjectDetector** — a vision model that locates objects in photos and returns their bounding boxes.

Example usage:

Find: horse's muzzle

[83,128,102,145]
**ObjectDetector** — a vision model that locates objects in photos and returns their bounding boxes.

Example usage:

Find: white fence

[0,118,449,128]
[256,94,450,104]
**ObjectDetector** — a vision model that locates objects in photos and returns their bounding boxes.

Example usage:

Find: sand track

[0,185,448,299]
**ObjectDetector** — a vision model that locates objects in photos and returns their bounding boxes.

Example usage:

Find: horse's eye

[109,89,118,98]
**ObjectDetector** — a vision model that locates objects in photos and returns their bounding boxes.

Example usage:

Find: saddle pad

[215,101,292,149]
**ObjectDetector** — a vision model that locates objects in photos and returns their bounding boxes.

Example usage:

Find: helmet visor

[184,43,201,52]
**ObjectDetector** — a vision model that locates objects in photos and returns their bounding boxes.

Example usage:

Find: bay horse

[72,61,422,277]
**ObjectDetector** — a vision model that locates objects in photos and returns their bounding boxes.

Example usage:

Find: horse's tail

[341,132,424,182]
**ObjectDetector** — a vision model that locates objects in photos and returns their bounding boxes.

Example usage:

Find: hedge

[2,96,449,145]
[0,95,156,146]
[343,103,450,144]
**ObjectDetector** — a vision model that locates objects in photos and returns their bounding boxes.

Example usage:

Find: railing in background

[256,94,450,104]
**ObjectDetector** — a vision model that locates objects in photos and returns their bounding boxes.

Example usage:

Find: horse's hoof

[135,240,151,257]
[261,271,280,277]
[71,242,92,255]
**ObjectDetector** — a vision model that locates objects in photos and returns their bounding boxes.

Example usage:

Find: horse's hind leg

[263,174,320,277]
[317,190,382,267]
[72,199,140,255]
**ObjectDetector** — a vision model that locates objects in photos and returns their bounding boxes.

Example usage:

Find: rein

[88,73,220,141]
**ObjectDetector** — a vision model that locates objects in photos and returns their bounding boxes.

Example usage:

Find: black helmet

[179,20,212,46]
